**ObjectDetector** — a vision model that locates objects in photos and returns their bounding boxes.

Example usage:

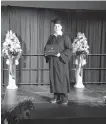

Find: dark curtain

[1,6,106,86]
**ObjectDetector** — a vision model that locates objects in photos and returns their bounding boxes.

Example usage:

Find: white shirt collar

[53,31,63,37]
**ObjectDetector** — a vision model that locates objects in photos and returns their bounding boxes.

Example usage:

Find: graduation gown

[44,34,72,93]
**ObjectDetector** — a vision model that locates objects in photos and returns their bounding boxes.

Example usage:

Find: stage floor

[1,84,106,120]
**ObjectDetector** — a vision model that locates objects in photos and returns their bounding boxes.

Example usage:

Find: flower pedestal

[6,57,18,89]
[74,55,85,88]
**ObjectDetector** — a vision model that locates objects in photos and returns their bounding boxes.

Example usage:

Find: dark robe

[44,34,72,93]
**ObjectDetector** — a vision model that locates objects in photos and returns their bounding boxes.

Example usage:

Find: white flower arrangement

[2,30,22,65]
[72,32,89,66]
[72,32,89,55]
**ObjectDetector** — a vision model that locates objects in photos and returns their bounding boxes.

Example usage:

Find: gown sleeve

[44,35,51,63]
[60,35,72,63]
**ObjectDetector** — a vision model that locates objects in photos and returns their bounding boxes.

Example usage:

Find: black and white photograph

[1,1,106,124]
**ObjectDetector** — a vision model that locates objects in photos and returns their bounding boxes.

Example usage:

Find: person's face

[54,24,62,33]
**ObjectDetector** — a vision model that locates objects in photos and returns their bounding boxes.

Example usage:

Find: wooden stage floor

[1,84,106,123]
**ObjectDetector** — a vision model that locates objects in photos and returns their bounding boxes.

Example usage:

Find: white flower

[6,59,9,65]
[15,59,19,65]
[2,30,22,61]
[72,32,89,55]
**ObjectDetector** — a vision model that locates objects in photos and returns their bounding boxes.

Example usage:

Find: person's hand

[55,53,60,57]
[44,51,47,56]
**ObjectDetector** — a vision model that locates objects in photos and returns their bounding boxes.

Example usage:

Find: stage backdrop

[1,6,106,86]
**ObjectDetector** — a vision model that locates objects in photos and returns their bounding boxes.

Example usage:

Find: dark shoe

[60,93,68,105]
